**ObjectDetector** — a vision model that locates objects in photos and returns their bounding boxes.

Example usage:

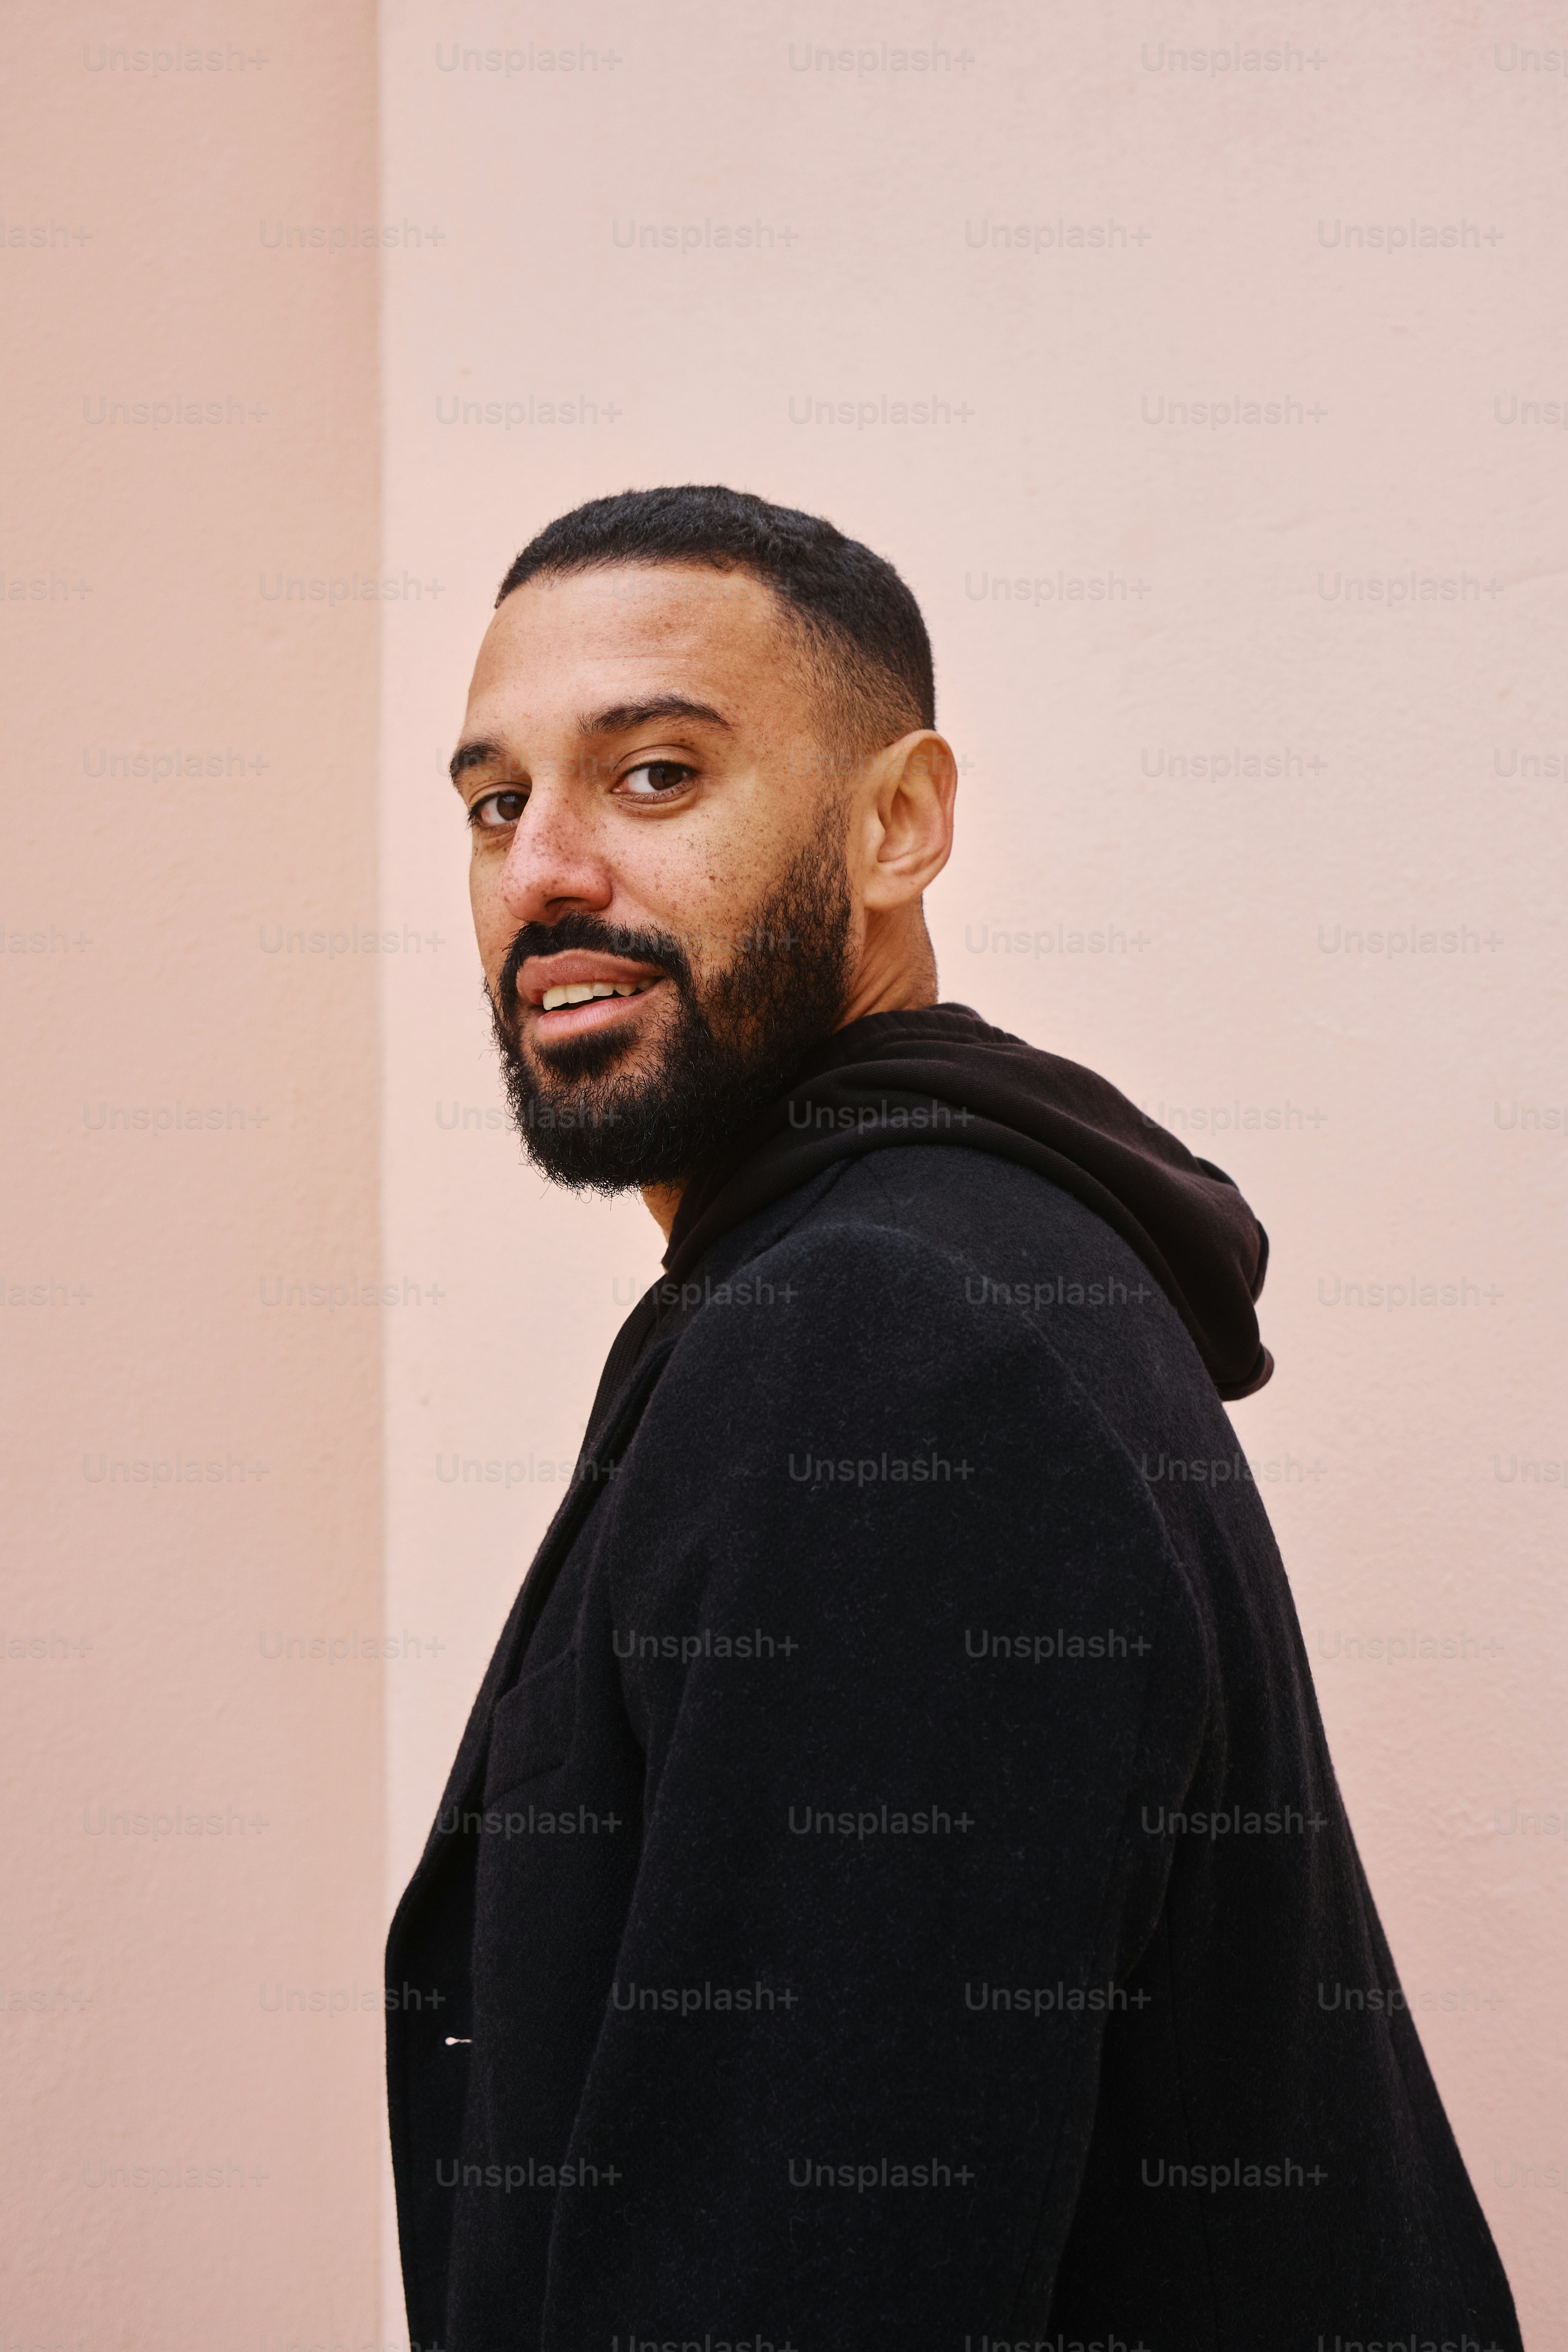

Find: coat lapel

[387,1338,676,1957]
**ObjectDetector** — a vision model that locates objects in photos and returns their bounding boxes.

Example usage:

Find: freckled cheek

[647,794,784,923]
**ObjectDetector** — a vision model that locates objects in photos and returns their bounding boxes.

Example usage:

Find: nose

[491,774,613,928]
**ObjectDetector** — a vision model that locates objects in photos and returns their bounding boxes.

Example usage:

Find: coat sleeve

[541,1220,1211,2350]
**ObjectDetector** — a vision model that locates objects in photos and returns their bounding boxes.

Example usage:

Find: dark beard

[487,830,854,1192]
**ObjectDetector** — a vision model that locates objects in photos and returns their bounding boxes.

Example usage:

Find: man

[387,486,1520,2352]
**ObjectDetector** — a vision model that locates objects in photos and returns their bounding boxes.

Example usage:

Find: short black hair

[495,485,934,765]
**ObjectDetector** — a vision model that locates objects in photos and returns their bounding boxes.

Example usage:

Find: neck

[641,1178,685,1241]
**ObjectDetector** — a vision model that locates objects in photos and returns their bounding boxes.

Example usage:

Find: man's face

[451,562,860,1192]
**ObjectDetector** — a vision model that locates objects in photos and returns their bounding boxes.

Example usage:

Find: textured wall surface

[3,1,1561,2344]
[0,6,385,2347]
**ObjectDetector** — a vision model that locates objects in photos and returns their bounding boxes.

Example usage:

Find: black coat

[387,1017,1519,2352]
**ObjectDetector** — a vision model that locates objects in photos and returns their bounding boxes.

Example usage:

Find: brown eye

[621,762,694,798]
[470,790,526,829]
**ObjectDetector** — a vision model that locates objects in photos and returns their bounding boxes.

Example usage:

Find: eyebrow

[449,738,506,783]
[578,694,732,739]
[449,695,732,786]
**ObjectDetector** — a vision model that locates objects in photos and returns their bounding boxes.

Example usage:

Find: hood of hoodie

[662,1003,1273,1401]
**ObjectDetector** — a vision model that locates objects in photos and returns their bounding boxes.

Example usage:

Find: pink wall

[3,1,1561,2344]
[1,5,385,2347]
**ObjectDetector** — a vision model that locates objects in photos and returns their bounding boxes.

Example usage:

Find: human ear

[859,730,957,912]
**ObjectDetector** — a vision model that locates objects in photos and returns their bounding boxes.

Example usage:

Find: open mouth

[530,975,667,1039]
[540,979,658,1012]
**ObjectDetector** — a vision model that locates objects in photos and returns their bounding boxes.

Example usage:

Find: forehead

[466,562,801,727]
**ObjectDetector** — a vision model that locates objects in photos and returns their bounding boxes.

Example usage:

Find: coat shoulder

[666,1140,1209,1421]
[637,1181,1176,1553]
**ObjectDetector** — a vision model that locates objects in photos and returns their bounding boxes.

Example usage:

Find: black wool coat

[387,1036,1520,2352]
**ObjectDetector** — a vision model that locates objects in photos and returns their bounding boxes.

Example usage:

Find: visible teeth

[540,979,653,1011]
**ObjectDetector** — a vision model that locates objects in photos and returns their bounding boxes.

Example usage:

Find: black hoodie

[387,1005,1520,2352]
[592,1003,1273,1425]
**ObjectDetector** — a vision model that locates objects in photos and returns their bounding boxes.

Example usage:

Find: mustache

[495,913,694,1021]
